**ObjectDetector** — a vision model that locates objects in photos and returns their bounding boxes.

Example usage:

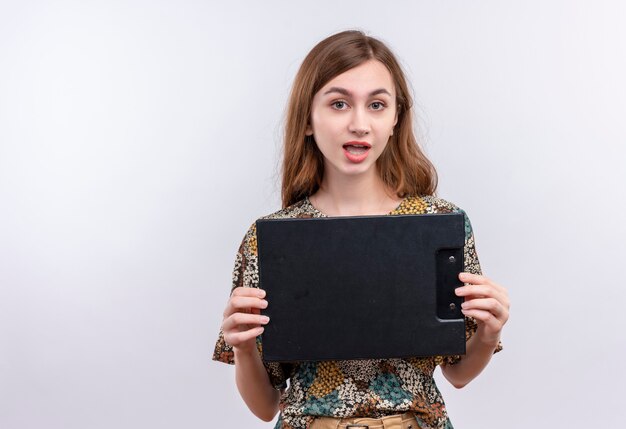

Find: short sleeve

[436,209,503,366]
[211,223,289,390]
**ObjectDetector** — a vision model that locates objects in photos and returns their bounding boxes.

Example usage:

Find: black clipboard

[256,213,465,362]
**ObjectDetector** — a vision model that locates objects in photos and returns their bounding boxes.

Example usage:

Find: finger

[456,283,508,303]
[224,326,265,346]
[461,308,500,327]
[458,289,510,313]
[221,313,270,331]
[455,284,499,298]
[459,273,509,297]
[223,296,268,318]
[231,296,268,310]
[461,298,507,320]
[459,272,491,285]
[231,287,266,298]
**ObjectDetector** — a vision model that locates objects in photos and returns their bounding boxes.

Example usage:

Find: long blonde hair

[282,30,437,208]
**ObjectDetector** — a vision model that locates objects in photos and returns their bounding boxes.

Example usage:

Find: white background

[1,1,625,428]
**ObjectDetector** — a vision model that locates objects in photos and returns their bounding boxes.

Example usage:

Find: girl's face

[305,59,398,179]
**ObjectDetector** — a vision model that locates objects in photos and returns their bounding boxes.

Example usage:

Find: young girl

[213,30,509,429]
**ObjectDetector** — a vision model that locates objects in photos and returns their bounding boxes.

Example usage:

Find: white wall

[1,1,624,428]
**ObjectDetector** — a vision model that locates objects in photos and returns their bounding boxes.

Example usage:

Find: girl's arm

[441,272,509,388]
[222,287,280,421]
[233,347,281,421]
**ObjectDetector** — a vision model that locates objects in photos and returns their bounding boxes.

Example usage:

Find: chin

[338,163,377,177]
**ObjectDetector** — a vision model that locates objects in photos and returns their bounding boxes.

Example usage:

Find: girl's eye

[330,100,386,110]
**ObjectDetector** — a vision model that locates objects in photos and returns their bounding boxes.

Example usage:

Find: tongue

[345,145,368,155]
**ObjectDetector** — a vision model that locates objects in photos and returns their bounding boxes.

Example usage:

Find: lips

[343,141,371,150]
[343,141,371,163]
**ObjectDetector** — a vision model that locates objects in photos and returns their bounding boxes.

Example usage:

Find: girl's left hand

[455,272,510,346]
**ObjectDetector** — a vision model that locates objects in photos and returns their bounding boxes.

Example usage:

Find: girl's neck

[310,168,403,216]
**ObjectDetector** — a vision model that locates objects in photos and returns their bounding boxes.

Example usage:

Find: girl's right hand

[221,287,270,354]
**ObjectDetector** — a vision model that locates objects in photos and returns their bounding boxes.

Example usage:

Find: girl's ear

[305,123,313,136]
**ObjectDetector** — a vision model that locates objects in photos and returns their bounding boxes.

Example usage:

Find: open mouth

[342,142,371,163]
[342,143,371,155]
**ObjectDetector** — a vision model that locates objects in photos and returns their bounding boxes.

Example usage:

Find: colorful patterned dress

[213,195,502,429]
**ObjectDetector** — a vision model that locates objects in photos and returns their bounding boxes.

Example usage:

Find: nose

[348,106,370,136]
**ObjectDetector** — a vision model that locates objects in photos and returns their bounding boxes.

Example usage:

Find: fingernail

[461,302,467,308]
[261,300,268,308]
[257,289,266,298]
[261,316,270,323]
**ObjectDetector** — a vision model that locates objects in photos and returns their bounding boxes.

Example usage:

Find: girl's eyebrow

[322,87,391,97]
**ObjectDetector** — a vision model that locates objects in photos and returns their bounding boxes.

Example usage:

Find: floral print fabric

[213,195,502,429]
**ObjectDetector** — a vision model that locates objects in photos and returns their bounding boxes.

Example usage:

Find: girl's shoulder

[240,198,317,243]
[395,194,466,215]
[413,195,476,241]
[257,197,319,221]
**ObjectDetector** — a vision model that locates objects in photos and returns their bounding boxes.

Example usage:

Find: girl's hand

[221,287,270,354]
[455,272,510,347]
